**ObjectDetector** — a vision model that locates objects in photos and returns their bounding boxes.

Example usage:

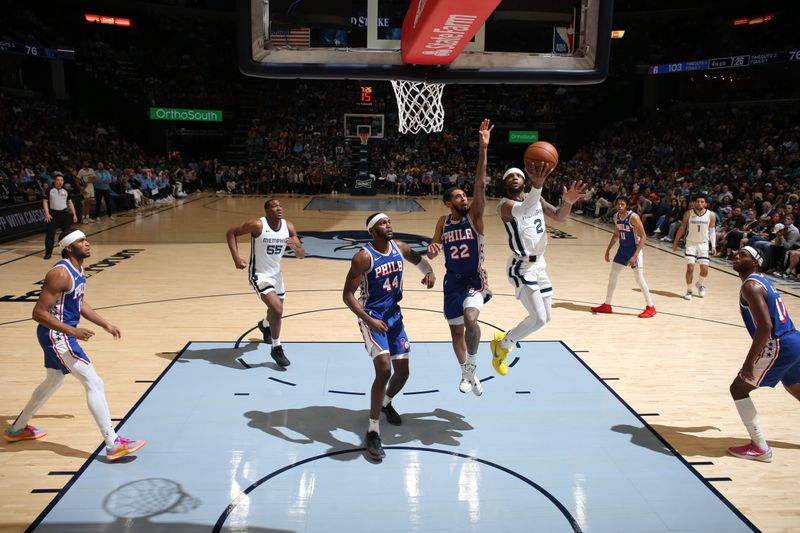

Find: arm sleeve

[510,187,542,218]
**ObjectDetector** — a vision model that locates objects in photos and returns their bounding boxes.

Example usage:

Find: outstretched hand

[478,118,493,148]
[563,180,587,205]
[524,160,555,189]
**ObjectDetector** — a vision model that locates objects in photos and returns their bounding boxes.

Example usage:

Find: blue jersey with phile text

[740,274,796,338]
[47,259,86,327]
[615,211,637,255]
[360,241,404,318]
[442,214,484,278]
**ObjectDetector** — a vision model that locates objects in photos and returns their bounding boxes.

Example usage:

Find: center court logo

[289,231,429,261]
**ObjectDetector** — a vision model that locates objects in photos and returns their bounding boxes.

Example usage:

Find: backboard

[238,0,614,85]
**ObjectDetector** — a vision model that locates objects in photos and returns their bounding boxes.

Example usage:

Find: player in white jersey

[226,199,305,367]
[489,160,586,375]
[672,194,717,300]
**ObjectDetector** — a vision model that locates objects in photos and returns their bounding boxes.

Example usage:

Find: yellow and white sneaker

[490,331,511,376]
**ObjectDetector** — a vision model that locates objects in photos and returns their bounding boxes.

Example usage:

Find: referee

[43,172,77,259]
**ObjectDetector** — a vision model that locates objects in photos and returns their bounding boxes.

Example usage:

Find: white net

[391,80,446,134]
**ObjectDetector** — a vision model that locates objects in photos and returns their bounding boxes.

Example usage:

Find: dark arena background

[1,1,799,531]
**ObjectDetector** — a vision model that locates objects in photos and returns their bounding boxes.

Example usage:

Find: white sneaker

[660,236,672,242]
[469,375,483,396]
[695,282,706,298]
[684,291,693,300]
[458,377,472,394]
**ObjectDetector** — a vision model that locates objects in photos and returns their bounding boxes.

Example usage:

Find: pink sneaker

[106,436,147,461]
[727,441,772,463]
[3,425,47,442]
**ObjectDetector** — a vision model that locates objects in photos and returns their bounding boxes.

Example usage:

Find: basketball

[524,141,559,169]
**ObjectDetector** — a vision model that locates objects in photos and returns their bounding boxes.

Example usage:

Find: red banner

[400,0,500,65]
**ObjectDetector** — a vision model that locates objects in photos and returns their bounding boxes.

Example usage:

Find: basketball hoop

[391,80,445,134]
[358,130,370,146]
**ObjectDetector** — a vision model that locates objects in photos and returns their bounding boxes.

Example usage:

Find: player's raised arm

[541,180,587,221]
[470,118,493,224]
[226,218,262,269]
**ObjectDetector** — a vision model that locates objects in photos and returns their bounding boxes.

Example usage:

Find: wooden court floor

[1,193,798,532]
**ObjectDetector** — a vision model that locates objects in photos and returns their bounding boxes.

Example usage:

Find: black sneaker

[382,402,402,426]
[257,321,271,343]
[365,431,385,460]
[43,253,52,260]
[270,345,290,368]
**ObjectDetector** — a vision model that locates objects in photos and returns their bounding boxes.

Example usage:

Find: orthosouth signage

[149,107,223,122]
[509,131,539,143]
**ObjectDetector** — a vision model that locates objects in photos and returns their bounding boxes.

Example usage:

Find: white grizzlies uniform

[498,189,552,296]
[685,209,711,265]
[249,217,288,299]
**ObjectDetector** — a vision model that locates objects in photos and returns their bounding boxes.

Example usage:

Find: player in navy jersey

[427,119,493,395]
[343,213,436,460]
[728,246,800,462]
[3,230,146,461]
[591,196,656,318]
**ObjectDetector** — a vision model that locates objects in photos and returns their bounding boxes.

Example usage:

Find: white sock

[261,318,269,328]
[271,338,281,346]
[734,397,768,450]
[698,276,706,288]
[103,426,119,448]
[467,353,477,366]
[368,418,379,434]
[382,394,393,408]
[687,284,693,293]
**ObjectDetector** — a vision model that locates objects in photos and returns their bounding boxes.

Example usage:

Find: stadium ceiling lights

[84,14,132,27]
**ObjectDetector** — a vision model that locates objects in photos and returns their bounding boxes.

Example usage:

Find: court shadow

[34,477,290,532]
[632,288,685,299]
[245,406,473,461]
[614,423,800,458]
[157,343,270,370]
[0,439,91,459]
[552,302,594,313]
[554,302,640,317]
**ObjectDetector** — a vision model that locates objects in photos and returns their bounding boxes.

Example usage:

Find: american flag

[270,27,311,47]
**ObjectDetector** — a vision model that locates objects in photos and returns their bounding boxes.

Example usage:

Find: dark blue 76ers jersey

[740,274,796,338]
[442,214,484,276]
[360,241,404,317]
[50,259,86,327]
[615,210,637,254]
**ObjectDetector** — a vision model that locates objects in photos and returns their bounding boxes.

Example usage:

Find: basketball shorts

[613,247,643,268]
[741,331,800,388]
[37,326,90,375]
[506,256,552,297]
[685,241,710,265]
[250,271,285,300]
[359,307,410,360]
[443,272,491,325]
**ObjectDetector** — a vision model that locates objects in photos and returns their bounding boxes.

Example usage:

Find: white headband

[367,213,389,231]
[503,167,524,181]
[742,246,763,266]
[59,230,86,249]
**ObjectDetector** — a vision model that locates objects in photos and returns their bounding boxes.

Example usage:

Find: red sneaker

[591,303,613,314]
[638,306,657,318]
[727,441,772,463]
